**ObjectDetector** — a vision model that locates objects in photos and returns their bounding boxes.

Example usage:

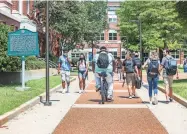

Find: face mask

[80,57,84,60]
[63,53,68,56]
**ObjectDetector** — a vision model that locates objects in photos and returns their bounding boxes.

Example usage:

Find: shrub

[0,24,21,72]
[25,56,45,70]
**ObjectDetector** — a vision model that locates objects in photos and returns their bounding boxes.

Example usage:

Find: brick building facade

[0,0,36,31]
[71,1,125,62]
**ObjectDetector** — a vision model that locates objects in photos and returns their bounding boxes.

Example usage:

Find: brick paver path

[53,75,168,134]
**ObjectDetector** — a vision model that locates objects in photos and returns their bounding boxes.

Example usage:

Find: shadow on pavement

[88,99,100,102]
[158,100,169,104]
[118,96,140,99]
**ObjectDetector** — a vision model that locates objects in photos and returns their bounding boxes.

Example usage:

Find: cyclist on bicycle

[92,46,116,101]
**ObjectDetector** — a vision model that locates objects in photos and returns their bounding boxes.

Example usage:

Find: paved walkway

[0,73,187,134]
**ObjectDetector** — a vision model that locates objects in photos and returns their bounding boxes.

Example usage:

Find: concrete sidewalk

[138,83,187,134]
[0,73,187,134]
[0,73,94,134]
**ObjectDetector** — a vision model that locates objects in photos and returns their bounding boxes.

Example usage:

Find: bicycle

[98,72,108,104]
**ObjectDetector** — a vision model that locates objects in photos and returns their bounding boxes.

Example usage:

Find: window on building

[184,51,187,58]
[71,53,80,58]
[108,18,117,23]
[108,11,116,15]
[108,15,117,23]
[171,51,180,59]
[109,51,117,59]
[109,30,117,40]
[108,6,120,11]
[97,32,104,41]
[122,51,126,59]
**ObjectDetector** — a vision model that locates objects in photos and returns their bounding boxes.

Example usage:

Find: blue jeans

[95,72,113,98]
[147,76,159,97]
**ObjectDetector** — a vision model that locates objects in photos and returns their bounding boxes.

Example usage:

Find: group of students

[58,48,179,105]
[116,49,179,104]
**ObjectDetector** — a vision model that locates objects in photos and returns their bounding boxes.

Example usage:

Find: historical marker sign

[8,29,39,56]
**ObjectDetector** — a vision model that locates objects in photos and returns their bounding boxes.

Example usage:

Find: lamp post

[129,18,143,81]
[44,0,51,106]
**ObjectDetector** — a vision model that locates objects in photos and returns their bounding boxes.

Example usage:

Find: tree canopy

[117,1,186,51]
[35,1,107,51]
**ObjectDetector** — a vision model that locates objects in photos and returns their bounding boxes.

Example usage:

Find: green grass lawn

[0,75,62,115]
[158,79,187,100]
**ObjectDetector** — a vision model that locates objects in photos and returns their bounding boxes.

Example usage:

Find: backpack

[184,59,187,65]
[165,57,177,76]
[97,52,110,69]
[133,57,141,69]
[147,59,159,78]
[117,61,122,69]
[125,59,134,73]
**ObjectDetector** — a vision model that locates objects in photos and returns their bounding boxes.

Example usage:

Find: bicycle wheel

[100,81,107,104]
[103,81,108,101]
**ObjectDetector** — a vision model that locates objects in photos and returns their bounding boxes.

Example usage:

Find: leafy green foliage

[35,1,107,51]
[117,1,185,51]
[0,24,21,72]
[25,56,45,70]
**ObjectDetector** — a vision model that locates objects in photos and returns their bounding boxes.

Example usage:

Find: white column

[19,0,23,15]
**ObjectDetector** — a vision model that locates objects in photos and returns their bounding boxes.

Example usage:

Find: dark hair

[79,53,86,61]
[78,53,86,70]
[165,49,170,54]
[100,46,107,50]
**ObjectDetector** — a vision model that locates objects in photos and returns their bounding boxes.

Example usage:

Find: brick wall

[12,0,18,11]
[22,0,27,16]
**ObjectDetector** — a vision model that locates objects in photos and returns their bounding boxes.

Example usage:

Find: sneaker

[107,97,113,102]
[82,90,86,93]
[169,98,173,102]
[129,96,132,99]
[132,94,136,98]
[66,90,70,93]
[153,96,158,105]
[62,89,66,94]
[79,90,82,94]
[150,101,152,105]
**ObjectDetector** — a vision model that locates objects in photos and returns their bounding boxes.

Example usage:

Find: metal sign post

[44,0,52,106]
[21,56,25,89]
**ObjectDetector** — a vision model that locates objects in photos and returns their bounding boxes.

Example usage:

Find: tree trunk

[164,40,168,49]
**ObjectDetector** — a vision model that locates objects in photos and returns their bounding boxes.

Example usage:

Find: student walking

[58,49,71,94]
[122,52,139,99]
[77,53,88,94]
[142,52,160,105]
[116,57,123,81]
[159,49,179,103]
[183,57,187,73]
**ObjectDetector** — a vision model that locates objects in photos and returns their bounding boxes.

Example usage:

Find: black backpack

[125,59,134,73]
[148,59,159,78]
[134,57,141,69]
[165,57,177,76]
[117,61,122,69]
[97,52,109,69]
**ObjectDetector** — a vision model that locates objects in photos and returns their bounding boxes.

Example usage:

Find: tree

[0,24,21,72]
[117,1,185,51]
[34,1,107,52]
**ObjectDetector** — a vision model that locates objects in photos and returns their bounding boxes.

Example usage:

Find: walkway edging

[143,81,187,108]
[158,86,187,108]
[0,77,76,126]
